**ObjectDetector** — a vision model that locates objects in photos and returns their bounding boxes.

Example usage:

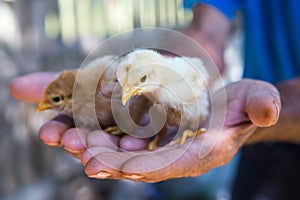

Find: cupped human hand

[79,79,280,182]
[9,73,280,182]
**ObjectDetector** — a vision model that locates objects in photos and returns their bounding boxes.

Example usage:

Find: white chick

[117,49,209,150]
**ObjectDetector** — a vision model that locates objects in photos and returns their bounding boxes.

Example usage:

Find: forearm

[245,77,300,145]
[185,3,231,78]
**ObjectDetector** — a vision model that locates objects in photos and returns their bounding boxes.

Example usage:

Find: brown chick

[37,56,151,132]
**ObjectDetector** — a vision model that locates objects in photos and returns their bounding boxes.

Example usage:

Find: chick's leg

[147,126,167,151]
[171,128,207,145]
[103,126,124,135]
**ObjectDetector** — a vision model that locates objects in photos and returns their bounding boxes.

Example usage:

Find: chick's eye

[140,75,147,82]
[52,96,61,103]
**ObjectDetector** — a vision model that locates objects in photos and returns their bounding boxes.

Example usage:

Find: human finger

[61,128,88,158]
[39,114,74,146]
[9,72,57,103]
[84,151,133,180]
[245,81,281,127]
[119,135,150,151]
[86,130,119,149]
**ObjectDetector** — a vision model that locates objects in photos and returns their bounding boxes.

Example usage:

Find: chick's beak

[122,77,142,105]
[122,87,142,105]
[36,101,53,112]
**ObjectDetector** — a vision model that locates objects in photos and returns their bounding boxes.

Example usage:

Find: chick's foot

[170,128,207,145]
[104,126,124,135]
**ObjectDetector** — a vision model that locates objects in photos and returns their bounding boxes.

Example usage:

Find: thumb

[245,83,281,127]
[9,72,58,103]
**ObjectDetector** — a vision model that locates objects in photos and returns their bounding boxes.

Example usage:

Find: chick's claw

[170,128,207,146]
[147,127,166,151]
[147,139,158,151]
[103,126,124,135]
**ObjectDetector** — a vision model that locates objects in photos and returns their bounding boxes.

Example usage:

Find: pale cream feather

[117,49,209,128]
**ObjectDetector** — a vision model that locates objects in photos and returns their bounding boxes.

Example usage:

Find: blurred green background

[0,0,243,199]
[0,0,192,70]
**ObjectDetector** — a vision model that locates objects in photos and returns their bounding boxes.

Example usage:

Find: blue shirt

[184,0,300,83]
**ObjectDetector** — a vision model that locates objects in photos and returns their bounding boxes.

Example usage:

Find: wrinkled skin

[9,72,280,182]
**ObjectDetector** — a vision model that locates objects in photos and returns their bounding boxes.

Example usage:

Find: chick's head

[36,71,76,113]
[117,49,166,105]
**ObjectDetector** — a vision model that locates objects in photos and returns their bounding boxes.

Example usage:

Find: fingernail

[90,171,112,178]
[124,174,145,180]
